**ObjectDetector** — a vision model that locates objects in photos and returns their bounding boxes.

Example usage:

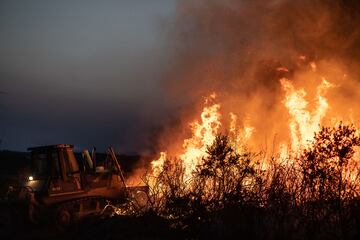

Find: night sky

[0,0,176,153]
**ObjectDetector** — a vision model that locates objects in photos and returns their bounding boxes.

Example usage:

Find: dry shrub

[140,123,360,239]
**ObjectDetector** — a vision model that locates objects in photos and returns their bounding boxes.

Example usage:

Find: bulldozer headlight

[28,176,34,181]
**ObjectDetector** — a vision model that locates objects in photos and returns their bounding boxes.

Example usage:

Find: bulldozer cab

[28,144,82,195]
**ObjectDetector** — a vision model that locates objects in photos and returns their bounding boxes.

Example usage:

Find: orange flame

[180,96,221,182]
[149,94,221,185]
[280,77,332,152]
[149,60,360,190]
[151,151,167,177]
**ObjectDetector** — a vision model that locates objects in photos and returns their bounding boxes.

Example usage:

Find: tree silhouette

[300,123,360,202]
[299,123,360,238]
[196,134,257,207]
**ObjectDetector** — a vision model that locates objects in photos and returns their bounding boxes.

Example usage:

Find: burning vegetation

[131,1,360,238]
[34,1,358,239]
[141,86,360,239]
[3,0,360,239]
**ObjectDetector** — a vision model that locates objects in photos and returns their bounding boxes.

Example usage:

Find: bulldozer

[6,144,148,228]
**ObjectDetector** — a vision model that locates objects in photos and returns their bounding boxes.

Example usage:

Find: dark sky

[0,0,176,153]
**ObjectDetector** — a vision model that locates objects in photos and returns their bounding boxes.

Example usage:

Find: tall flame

[150,94,221,184]
[180,95,221,182]
[280,77,332,152]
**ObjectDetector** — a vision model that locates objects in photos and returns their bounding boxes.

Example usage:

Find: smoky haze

[164,0,360,98]
[155,0,360,153]
[0,0,176,153]
[1,0,360,155]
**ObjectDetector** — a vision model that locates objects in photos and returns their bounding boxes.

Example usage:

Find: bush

[141,123,360,239]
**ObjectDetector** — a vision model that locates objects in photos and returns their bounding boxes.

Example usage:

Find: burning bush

[194,134,261,208]
[138,122,360,239]
[300,123,360,203]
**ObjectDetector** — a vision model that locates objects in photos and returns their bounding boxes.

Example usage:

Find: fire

[229,112,254,151]
[149,60,359,191]
[280,77,332,153]
[151,152,167,177]
[149,94,258,185]
[180,95,221,182]
[150,94,221,183]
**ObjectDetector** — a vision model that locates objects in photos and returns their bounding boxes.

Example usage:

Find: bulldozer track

[52,196,117,229]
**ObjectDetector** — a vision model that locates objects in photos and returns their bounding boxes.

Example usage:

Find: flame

[151,152,167,177]
[148,60,360,193]
[280,77,332,152]
[229,112,254,151]
[180,94,221,182]
[149,94,221,185]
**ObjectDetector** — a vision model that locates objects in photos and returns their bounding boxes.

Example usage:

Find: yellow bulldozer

[6,144,148,228]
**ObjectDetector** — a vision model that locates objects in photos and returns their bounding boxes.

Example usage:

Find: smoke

[155,0,360,153]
